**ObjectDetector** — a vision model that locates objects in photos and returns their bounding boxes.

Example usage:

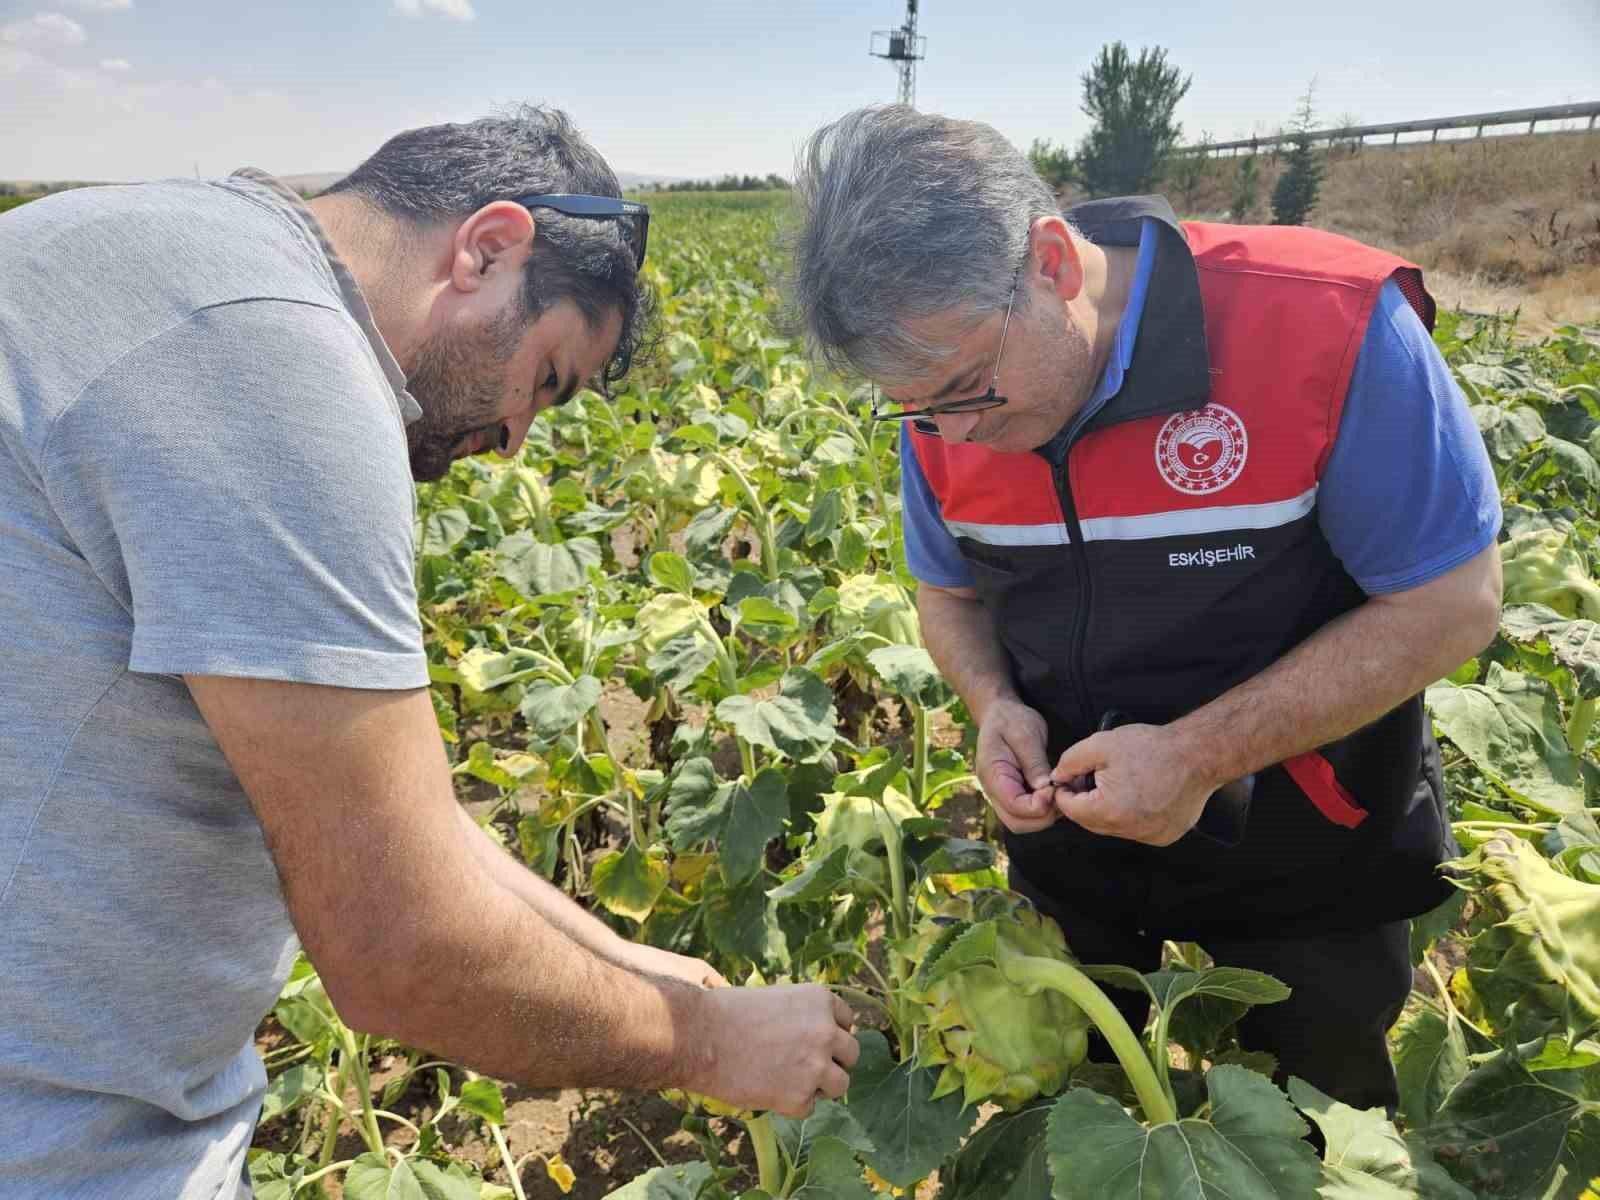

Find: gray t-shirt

[0,172,429,1198]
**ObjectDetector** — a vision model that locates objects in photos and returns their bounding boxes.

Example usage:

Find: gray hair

[785,106,1064,381]
[322,104,653,388]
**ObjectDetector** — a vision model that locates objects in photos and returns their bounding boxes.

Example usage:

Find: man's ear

[447,201,536,295]
[1027,215,1086,303]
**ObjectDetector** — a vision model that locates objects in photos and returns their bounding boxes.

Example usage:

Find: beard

[404,303,526,482]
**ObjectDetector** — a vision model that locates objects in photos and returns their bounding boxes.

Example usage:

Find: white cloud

[391,0,476,21]
[1,13,89,49]
[67,0,134,10]
[99,57,130,71]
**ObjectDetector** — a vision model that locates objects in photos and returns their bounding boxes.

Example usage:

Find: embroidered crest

[1155,404,1248,495]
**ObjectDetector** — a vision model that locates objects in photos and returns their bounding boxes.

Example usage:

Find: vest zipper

[1051,448,1096,733]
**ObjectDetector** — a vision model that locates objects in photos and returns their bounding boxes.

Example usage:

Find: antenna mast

[870,0,925,107]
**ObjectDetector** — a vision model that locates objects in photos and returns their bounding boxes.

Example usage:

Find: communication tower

[869,0,925,108]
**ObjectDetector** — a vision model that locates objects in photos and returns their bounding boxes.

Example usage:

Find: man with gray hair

[0,106,856,1198]
[787,105,1502,1112]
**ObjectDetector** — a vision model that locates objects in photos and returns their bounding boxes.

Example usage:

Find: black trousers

[1015,875,1414,1113]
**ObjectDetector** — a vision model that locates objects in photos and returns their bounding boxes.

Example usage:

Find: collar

[1034,194,1210,464]
[226,168,422,427]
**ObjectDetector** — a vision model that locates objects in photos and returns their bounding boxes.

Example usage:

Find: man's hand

[687,986,859,1118]
[975,697,1060,834]
[616,943,730,990]
[1050,722,1215,846]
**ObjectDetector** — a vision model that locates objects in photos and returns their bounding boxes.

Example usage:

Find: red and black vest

[912,196,1455,938]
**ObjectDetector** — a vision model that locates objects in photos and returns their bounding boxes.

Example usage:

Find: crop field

[246,190,1600,1199]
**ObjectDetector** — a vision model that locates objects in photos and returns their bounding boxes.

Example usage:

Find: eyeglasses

[870,270,1020,437]
[512,193,650,268]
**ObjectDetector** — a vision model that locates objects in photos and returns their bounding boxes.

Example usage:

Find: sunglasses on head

[512,193,650,268]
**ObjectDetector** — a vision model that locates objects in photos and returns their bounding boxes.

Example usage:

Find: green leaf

[1426,666,1587,815]
[941,1102,1052,1200]
[805,489,843,546]
[1045,1067,1322,1199]
[772,1098,876,1160]
[592,842,670,924]
[792,1134,874,1200]
[703,871,788,970]
[519,675,602,740]
[737,595,803,644]
[715,668,838,762]
[721,768,789,883]
[411,1162,482,1200]
[258,1064,323,1123]
[647,631,719,691]
[421,507,471,555]
[1392,1005,1470,1130]
[459,1077,506,1126]
[600,1162,715,1199]
[1418,1047,1598,1198]
[768,844,853,904]
[847,1030,978,1188]
[1475,403,1546,464]
[345,1155,425,1200]
[1500,605,1600,699]
[1409,890,1468,967]
[1290,1076,1475,1199]
[495,531,602,598]
[665,759,728,849]
[648,551,694,595]
[865,645,951,709]
[685,506,738,557]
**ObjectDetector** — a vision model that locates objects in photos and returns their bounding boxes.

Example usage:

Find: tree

[1230,154,1261,222]
[1027,138,1073,191]
[1271,82,1325,226]
[1075,42,1191,198]
[1166,132,1214,215]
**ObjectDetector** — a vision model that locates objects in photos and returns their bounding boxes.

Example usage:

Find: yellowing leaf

[545,1152,576,1194]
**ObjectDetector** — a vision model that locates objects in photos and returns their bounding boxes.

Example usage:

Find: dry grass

[1111,131,1600,336]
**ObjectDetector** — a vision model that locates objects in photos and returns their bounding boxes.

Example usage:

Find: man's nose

[495,415,536,459]
[931,410,982,443]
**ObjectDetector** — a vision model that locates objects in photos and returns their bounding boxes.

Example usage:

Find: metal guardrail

[1181,101,1600,156]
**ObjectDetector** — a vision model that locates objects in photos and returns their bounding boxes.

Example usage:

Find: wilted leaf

[592,842,670,924]
[459,1077,506,1126]
[495,532,602,598]
[1426,666,1586,815]
[519,676,602,740]
[716,668,838,762]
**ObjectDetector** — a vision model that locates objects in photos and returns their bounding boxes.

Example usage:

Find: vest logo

[1155,404,1248,495]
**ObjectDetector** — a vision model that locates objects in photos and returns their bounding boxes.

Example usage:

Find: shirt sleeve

[899,430,975,588]
[42,299,428,688]
[1316,279,1502,595]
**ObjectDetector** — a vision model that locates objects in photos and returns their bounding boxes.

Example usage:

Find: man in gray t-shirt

[0,106,857,1199]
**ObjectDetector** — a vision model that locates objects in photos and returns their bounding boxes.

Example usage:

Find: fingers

[820,1063,850,1100]
[1051,731,1109,784]
[831,993,855,1032]
[832,1028,861,1070]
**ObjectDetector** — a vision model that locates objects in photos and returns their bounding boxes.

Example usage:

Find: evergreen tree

[1075,42,1191,197]
[1027,138,1073,191]
[1231,155,1261,221]
[1271,83,1325,225]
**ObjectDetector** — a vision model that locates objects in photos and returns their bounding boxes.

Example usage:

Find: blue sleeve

[899,431,975,588]
[1317,279,1502,595]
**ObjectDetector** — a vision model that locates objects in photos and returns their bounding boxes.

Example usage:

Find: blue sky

[2,0,1596,183]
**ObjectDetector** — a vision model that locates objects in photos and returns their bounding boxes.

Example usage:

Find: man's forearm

[918,585,1019,724]
[363,821,705,1092]
[455,806,629,961]
[1170,574,1497,790]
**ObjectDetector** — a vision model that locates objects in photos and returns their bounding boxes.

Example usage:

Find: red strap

[1282,752,1368,829]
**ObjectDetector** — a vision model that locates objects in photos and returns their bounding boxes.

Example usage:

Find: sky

[1,0,1597,184]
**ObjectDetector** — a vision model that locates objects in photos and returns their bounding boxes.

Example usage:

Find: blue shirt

[899,221,1501,596]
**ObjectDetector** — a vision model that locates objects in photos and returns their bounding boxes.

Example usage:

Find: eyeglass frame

[511,193,650,268]
[869,262,1022,437]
